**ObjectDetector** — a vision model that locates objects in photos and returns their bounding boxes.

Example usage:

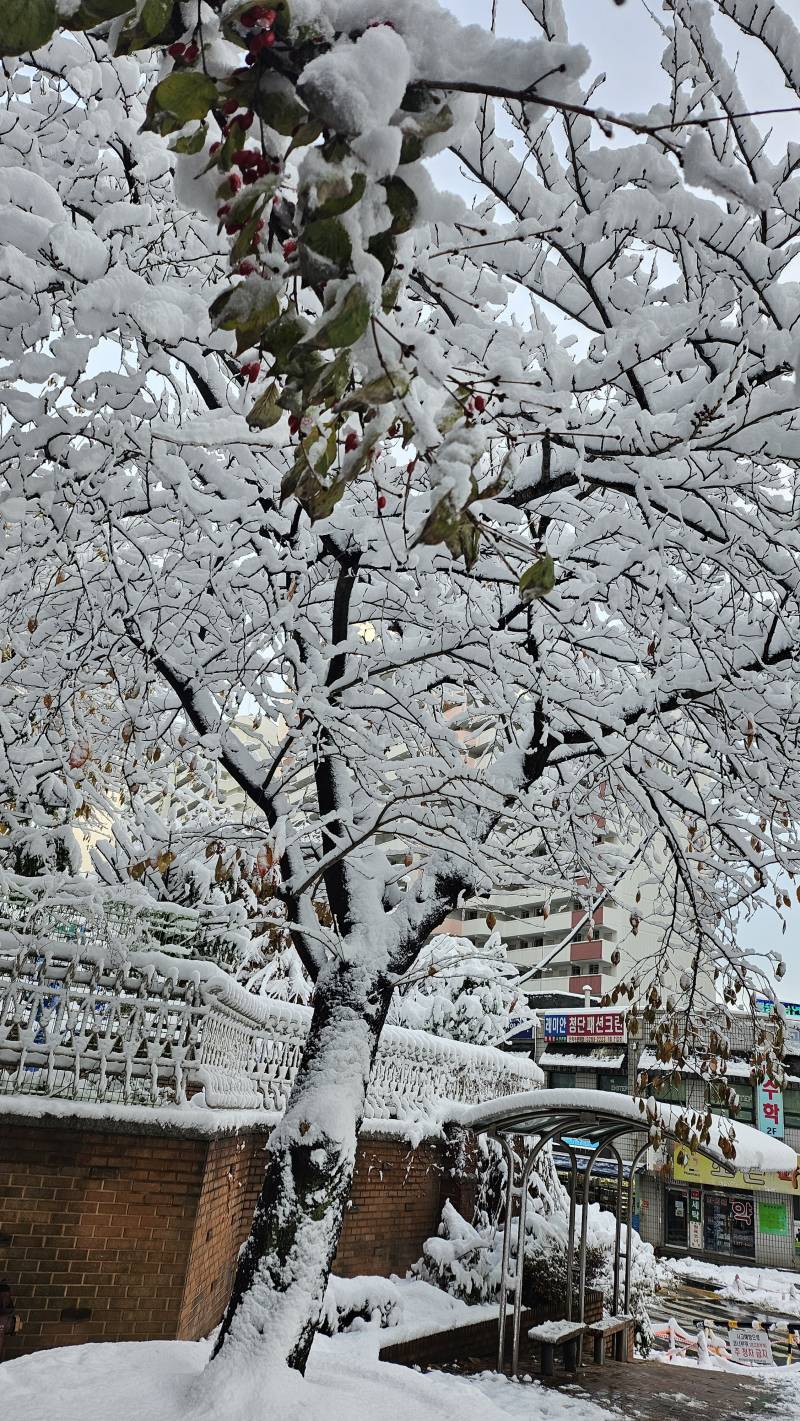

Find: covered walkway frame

[457,1088,798,1377]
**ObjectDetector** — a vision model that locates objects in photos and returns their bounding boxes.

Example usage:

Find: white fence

[0,940,541,1119]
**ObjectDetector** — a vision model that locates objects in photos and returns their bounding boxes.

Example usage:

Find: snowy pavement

[4,1278,799,1421]
[661,1257,800,1319]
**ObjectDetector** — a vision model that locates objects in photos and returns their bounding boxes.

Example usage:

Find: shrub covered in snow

[416,1177,664,1354]
[388,931,535,1046]
[318,1274,403,1335]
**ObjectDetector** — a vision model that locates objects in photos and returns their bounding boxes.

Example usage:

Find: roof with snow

[455,1087,798,1174]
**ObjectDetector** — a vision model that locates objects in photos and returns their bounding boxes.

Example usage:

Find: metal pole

[510,1128,564,1377]
[624,1143,650,1314]
[563,1141,579,1323]
[606,1142,624,1316]
[496,1135,517,1374]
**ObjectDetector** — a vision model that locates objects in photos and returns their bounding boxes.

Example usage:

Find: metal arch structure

[457,1089,755,1378]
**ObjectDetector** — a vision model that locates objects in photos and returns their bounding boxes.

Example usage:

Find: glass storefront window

[665,1188,688,1247]
[784,1087,800,1129]
[706,1079,755,1120]
[648,1077,688,1105]
[597,1071,627,1094]
[703,1191,755,1258]
[548,1069,577,1090]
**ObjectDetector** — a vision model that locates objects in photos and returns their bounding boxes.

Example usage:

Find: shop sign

[688,1185,702,1252]
[757,1079,784,1139]
[673,1149,800,1196]
[755,997,800,1052]
[728,1327,775,1367]
[758,1200,789,1236]
[543,1010,626,1043]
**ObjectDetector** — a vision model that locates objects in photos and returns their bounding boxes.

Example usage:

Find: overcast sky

[438,0,800,1003]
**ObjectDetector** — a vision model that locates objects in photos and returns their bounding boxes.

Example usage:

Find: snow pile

[663,1257,800,1316]
[389,931,536,1047]
[319,1275,402,1335]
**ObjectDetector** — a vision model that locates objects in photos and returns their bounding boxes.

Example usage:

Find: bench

[527,1320,587,1376]
[586,1313,633,1364]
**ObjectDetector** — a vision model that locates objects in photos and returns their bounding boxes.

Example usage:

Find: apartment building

[439,852,702,1002]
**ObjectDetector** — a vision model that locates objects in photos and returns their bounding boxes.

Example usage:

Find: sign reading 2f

[757,1080,785,1139]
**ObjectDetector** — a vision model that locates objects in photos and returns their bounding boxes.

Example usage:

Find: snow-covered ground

[5,1276,800,1421]
[3,1280,615,1421]
[662,1256,800,1316]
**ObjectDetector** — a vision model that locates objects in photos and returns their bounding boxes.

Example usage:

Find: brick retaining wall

[0,1112,475,1358]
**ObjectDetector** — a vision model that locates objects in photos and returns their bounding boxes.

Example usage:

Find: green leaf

[311,171,367,220]
[140,0,173,36]
[399,103,453,164]
[383,176,418,235]
[169,121,208,155]
[519,555,556,601]
[337,370,409,413]
[299,217,352,283]
[70,0,135,24]
[115,0,176,52]
[287,118,324,155]
[303,282,371,352]
[247,383,284,429]
[262,317,312,378]
[254,79,309,137]
[418,497,481,568]
[307,350,352,407]
[143,71,218,135]
[209,275,279,354]
[0,0,57,56]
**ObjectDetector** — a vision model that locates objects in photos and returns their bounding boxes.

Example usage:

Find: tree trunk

[207,958,391,1383]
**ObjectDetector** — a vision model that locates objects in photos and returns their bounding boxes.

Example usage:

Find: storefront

[641,1145,799,1269]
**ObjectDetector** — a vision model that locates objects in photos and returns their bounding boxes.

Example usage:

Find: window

[785,1088,800,1129]
[706,1080,754,1123]
[648,1077,688,1105]
[549,1069,577,1090]
[597,1071,627,1095]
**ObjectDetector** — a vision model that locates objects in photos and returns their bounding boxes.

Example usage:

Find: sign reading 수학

[543,1010,626,1043]
[757,1079,785,1139]
[728,1327,775,1367]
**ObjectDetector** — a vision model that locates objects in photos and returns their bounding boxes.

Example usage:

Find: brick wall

[0,1121,204,1356]
[0,1113,466,1358]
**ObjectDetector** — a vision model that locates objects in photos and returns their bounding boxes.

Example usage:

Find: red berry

[168,42,186,58]
[239,110,255,130]
[184,43,200,62]
[344,431,359,453]
[473,394,486,412]
[250,31,276,53]
[246,361,260,383]
[264,8,277,22]
[288,415,300,434]
[283,238,297,257]
[217,204,231,217]
[222,98,239,115]
[237,260,257,276]
[209,142,221,156]
[240,6,262,26]
[229,172,242,193]
[377,494,387,510]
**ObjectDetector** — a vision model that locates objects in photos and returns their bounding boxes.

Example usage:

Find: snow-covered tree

[389,929,533,1045]
[2,0,800,1388]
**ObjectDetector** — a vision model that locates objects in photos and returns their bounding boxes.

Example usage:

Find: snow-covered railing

[0,941,541,1117]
